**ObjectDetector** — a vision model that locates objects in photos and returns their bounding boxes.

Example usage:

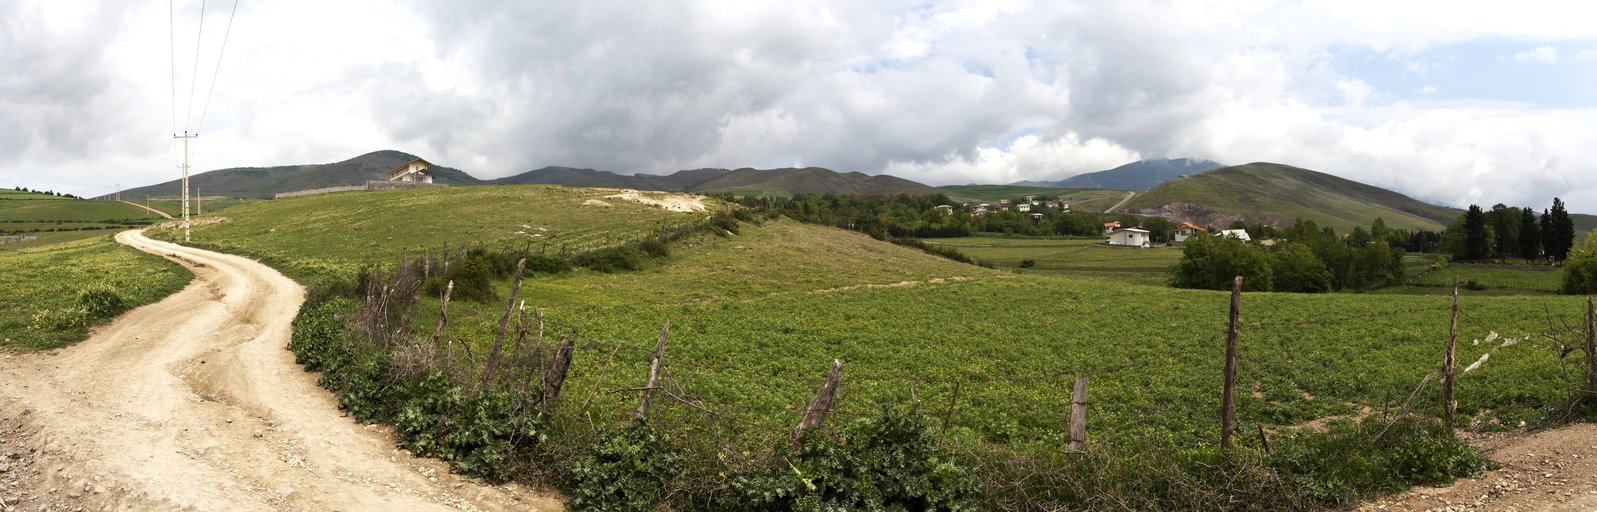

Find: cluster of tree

[728,193,1160,239]
[1221,219,1440,254]
[1440,199,1575,262]
[1172,218,1406,293]
[1564,233,1597,294]
[8,186,81,199]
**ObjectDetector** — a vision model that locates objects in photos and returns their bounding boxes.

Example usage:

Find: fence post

[542,337,574,412]
[1222,275,1242,449]
[481,258,528,390]
[1069,376,1090,453]
[431,281,453,353]
[1587,296,1596,392]
[1444,276,1458,426]
[635,321,671,421]
[792,359,843,449]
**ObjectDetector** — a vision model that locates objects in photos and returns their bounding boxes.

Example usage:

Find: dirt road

[1360,424,1597,511]
[0,230,560,511]
[1104,191,1135,213]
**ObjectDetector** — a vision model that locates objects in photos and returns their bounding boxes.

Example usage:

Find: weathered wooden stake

[1257,424,1271,454]
[939,380,961,443]
[481,258,529,390]
[542,337,574,412]
[1587,296,1596,392]
[634,321,671,421]
[792,359,843,449]
[1069,376,1090,453]
[1222,275,1242,449]
[1444,276,1458,426]
[431,281,454,353]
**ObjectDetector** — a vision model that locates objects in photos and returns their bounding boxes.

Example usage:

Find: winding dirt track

[0,230,560,511]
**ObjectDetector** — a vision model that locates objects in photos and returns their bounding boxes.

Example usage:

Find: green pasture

[0,234,191,350]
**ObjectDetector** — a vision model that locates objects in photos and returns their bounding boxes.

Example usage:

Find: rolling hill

[1018,158,1223,190]
[685,167,941,196]
[117,150,482,199]
[1120,162,1461,232]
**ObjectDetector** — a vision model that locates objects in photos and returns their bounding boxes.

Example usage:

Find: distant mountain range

[1016,158,1224,190]
[114,151,939,199]
[1119,162,1462,232]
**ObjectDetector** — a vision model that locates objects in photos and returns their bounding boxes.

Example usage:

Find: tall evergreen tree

[1545,197,1576,261]
[1463,205,1489,260]
[1519,206,1542,260]
[1487,204,1519,259]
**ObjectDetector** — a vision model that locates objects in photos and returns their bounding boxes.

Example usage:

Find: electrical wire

[195,0,240,135]
[168,0,177,137]
[183,0,208,132]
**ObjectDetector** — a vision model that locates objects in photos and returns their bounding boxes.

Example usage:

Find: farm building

[1173,222,1206,243]
[1107,227,1151,247]
[1102,220,1121,235]
[387,159,434,183]
[1220,229,1251,241]
[1017,203,1031,212]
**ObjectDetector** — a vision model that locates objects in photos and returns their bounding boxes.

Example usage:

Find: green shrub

[395,372,459,459]
[568,420,681,511]
[639,238,670,258]
[76,285,126,318]
[736,406,978,511]
[288,298,354,372]
[1018,259,1037,268]
[450,256,498,302]
[574,249,642,273]
[446,390,544,482]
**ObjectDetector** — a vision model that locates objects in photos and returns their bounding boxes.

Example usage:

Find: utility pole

[174,131,197,242]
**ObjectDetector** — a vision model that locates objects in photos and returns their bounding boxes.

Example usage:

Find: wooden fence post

[431,281,453,353]
[481,258,528,390]
[1586,296,1596,392]
[635,321,671,421]
[792,359,843,449]
[1444,276,1458,426]
[1069,376,1090,453]
[1222,275,1242,449]
[542,337,574,412]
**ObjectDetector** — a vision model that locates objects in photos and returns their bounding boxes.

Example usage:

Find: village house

[1173,222,1207,243]
[1107,227,1151,247]
[387,159,434,183]
[1220,229,1251,242]
[1016,203,1031,213]
[934,204,954,215]
[1102,220,1121,236]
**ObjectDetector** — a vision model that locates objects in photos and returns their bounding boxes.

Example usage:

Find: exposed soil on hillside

[1360,424,1597,511]
[605,190,707,212]
[0,230,561,511]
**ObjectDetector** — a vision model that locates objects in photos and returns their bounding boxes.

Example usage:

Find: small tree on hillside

[1544,197,1576,261]
[1487,204,1520,260]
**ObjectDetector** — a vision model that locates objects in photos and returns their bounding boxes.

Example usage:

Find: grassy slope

[146,185,718,279]
[0,234,192,350]
[1124,163,1458,232]
[0,189,65,200]
[0,200,163,222]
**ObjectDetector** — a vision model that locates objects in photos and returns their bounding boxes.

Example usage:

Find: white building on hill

[1107,228,1151,247]
[387,159,434,183]
[1220,229,1251,242]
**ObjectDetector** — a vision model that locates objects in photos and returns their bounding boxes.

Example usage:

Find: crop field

[925,236,1182,285]
[142,197,251,217]
[0,234,191,350]
[0,199,168,250]
[1413,265,1564,293]
[145,185,719,279]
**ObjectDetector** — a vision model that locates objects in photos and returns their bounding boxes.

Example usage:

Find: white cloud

[1513,46,1561,63]
[1419,85,1438,95]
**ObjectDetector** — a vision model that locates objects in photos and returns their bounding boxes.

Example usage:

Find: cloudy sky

[3,1,1596,211]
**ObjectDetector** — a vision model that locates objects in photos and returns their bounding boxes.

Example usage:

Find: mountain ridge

[1018,158,1224,190]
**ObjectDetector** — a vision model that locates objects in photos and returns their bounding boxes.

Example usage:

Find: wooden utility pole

[1069,376,1090,453]
[1222,275,1242,448]
[1444,276,1459,425]
[1586,296,1596,392]
[174,131,197,242]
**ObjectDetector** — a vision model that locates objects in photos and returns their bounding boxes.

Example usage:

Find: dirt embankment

[0,230,560,511]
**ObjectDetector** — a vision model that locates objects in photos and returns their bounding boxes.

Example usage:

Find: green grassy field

[146,185,719,280]
[0,199,168,250]
[0,189,65,200]
[924,236,1182,285]
[0,199,162,222]
[143,197,251,217]
[0,234,192,350]
[1413,265,1564,293]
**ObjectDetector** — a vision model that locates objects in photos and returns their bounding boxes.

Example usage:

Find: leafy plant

[567,420,681,511]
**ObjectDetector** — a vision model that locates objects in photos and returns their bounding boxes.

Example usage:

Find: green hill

[686,167,941,196]
[1121,162,1460,232]
[118,150,483,199]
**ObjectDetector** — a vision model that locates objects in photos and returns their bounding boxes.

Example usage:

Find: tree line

[1172,218,1407,293]
[1440,199,1575,262]
[725,193,1154,239]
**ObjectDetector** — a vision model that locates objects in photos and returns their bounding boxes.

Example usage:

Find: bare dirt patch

[604,190,707,212]
[1360,424,1597,511]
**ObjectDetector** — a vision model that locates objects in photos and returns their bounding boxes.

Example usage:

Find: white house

[1107,227,1151,247]
[1016,203,1031,213]
[1102,220,1122,236]
[1173,222,1207,243]
[1220,229,1251,242]
[934,204,954,215]
[387,159,434,183]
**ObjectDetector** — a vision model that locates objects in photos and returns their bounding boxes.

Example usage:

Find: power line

[195,0,240,134]
[168,0,177,136]
[183,0,208,132]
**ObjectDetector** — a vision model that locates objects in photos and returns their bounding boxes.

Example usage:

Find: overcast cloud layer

[3,0,1596,211]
